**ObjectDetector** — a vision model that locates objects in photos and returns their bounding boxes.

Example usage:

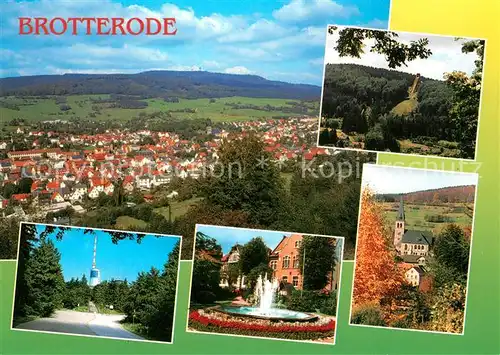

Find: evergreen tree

[23,239,65,317]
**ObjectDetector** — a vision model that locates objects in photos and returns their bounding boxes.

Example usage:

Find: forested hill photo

[375,184,476,204]
[319,27,484,160]
[320,63,457,156]
[0,71,321,100]
[321,63,452,122]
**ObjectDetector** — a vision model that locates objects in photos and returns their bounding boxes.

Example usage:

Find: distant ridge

[0,70,321,100]
[376,185,476,204]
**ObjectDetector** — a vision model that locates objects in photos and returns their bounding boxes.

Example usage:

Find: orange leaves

[353,188,405,306]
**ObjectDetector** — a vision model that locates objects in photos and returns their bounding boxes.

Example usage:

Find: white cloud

[309,57,325,66]
[218,19,289,43]
[273,0,359,23]
[224,66,252,75]
[324,29,478,80]
[166,65,202,71]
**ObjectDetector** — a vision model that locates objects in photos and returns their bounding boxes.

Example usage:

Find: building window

[282,256,290,269]
[292,276,299,287]
[292,256,299,269]
[282,276,288,284]
[295,240,302,248]
[270,260,277,270]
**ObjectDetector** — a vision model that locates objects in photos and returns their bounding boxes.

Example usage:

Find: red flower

[189,311,335,333]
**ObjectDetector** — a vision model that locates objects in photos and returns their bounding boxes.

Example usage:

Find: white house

[136,175,153,189]
[405,266,425,287]
[153,175,170,186]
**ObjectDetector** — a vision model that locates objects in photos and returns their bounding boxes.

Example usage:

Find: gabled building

[220,244,246,289]
[394,197,433,256]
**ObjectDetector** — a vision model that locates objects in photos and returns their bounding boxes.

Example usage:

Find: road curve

[14,310,144,341]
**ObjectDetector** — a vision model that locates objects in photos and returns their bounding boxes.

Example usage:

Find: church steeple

[394,196,406,253]
[397,196,405,221]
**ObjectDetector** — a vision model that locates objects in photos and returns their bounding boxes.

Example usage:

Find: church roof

[402,230,433,245]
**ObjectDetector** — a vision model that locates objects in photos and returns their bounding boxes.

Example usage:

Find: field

[154,197,204,221]
[381,201,473,235]
[114,216,148,230]
[0,95,319,124]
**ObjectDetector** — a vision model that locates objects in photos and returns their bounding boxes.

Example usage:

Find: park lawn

[1,95,318,124]
[154,197,203,221]
[114,216,148,229]
[382,202,473,234]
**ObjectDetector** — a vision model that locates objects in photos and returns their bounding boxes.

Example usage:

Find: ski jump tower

[89,234,101,287]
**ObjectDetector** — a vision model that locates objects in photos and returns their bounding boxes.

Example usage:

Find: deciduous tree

[352,189,404,306]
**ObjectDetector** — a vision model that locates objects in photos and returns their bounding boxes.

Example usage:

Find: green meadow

[381,202,473,235]
[0,95,318,124]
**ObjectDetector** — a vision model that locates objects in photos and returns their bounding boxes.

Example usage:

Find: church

[393,197,433,258]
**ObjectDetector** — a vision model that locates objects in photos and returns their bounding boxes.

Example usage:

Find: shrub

[286,290,329,313]
[351,305,386,326]
[197,291,217,304]
[319,292,337,316]
[424,214,453,223]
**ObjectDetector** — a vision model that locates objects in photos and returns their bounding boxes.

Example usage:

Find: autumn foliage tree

[352,189,405,307]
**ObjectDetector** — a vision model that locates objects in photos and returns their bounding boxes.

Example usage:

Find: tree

[329,26,432,68]
[18,178,33,194]
[299,236,338,290]
[352,189,405,306]
[2,183,18,199]
[0,217,22,259]
[239,237,269,275]
[246,263,273,290]
[174,203,253,259]
[427,283,466,334]
[200,134,287,226]
[22,239,66,317]
[431,224,470,287]
[190,233,222,304]
[444,39,484,159]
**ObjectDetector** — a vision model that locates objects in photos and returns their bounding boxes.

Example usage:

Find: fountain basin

[214,305,318,322]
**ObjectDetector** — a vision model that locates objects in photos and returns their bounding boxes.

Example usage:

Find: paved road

[15,309,144,340]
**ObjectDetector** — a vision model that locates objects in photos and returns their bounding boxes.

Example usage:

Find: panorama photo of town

[0,1,393,262]
[3,60,389,263]
[187,225,343,344]
[350,165,477,334]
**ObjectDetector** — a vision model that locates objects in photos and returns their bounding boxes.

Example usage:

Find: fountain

[215,274,318,322]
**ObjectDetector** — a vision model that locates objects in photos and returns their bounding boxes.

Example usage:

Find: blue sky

[35,225,180,282]
[362,165,479,194]
[0,0,390,84]
[196,225,291,254]
[197,225,344,259]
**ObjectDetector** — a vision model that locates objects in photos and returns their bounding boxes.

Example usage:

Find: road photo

[11,223,181,343]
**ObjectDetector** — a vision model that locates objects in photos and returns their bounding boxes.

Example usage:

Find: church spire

[397,195,405,221]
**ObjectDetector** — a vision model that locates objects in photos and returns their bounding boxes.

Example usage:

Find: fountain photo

[187,224,344,344]
[11,223,182,343]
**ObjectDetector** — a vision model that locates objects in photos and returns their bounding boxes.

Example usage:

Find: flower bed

[188,309,335,341]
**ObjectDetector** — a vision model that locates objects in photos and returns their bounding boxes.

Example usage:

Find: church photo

[11,223,181,343]
[350,165,477,334]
